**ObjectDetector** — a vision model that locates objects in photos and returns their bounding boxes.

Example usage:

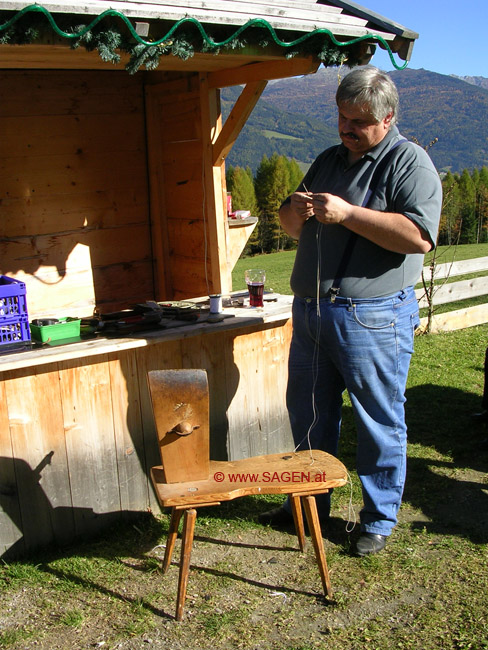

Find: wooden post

[199,73,230,294]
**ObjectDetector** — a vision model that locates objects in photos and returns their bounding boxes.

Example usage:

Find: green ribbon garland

[0,4,409,72]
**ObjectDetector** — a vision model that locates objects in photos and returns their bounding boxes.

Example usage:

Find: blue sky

[361,0,487,77]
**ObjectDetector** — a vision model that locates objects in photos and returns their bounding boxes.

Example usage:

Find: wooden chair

[147,368,348,621]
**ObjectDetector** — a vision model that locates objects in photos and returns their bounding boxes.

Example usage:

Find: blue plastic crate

[0,314,30,343]
[0,276,31,352]
[0,275,28,320]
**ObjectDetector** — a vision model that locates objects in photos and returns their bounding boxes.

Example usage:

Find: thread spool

[209,294,222,314]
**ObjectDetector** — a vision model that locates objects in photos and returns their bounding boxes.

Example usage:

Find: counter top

[0,293,293,373]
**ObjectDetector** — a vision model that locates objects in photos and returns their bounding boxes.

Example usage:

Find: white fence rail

[416,256,488,333]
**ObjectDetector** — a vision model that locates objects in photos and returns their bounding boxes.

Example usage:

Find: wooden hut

[0,0,417,558]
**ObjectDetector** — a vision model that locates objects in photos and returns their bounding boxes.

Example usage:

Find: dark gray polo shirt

[287,126,442,299]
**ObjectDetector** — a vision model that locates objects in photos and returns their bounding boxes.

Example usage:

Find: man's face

[338,103,393,161]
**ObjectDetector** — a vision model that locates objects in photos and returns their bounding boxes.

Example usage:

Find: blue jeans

[284,287,420,536]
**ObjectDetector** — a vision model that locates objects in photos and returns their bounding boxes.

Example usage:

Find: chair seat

[151,449,347,508]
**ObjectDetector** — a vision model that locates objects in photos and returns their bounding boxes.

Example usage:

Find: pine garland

[0,6,372,74]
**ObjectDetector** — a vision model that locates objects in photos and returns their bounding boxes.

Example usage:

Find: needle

[301,182,315,221]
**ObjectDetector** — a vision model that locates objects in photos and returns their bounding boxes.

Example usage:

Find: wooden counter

[0,295,294,558]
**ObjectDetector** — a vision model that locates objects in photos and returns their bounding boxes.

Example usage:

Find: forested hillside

[221,85,338,172]
[389,69,488,173]
[223,67,488,174]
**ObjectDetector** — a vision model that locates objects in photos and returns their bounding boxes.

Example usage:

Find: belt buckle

[330,287,340,303]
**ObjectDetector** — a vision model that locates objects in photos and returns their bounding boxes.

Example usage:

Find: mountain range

[222,67,488,175]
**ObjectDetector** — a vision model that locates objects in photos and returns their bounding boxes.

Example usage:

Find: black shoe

[354,533,387,557]
[472,410,488,423]
[258,505,294,528]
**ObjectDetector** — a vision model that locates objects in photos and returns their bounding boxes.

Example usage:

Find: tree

[280,157,304,249]
[285,158,303,194]
[254,153,291,253]
[439,171,461,246]
[226,165,257,214]
[457,169,477,243]
[475,166,488,243]
[479,166,488,189]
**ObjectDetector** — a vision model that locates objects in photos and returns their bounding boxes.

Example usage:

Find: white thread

[202,161,210,296]
[298,156,355,536]
[293,220,323,461]
[309,222,324,451]
[345,471,357,533]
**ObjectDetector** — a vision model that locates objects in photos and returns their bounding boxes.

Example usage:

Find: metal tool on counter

[88,300,202,335]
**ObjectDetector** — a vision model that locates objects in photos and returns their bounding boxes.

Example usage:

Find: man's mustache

[340,132,360,141]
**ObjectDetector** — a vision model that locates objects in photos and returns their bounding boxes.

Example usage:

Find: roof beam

[212,80,267,166]
[207,57,319,89]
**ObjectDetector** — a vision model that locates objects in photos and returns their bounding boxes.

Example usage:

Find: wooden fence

[416,255,488,333]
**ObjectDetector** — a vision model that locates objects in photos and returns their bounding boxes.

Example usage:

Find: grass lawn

[1,247,487,650]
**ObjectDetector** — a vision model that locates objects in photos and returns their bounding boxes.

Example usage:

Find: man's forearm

[341,205,432,254]
[311,193,432,254]
[279,204,304,239]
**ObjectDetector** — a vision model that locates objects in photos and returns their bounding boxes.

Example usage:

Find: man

[259,67,442,556]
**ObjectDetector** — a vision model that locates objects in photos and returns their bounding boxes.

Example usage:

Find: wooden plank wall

[0,320,293,558]
[0,70,153,318]
[227,322,293,459]
[145,74,212,300]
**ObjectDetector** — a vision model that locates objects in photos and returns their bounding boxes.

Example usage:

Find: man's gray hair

[336,67,399,126]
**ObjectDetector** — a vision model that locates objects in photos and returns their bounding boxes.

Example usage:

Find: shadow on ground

[403,383,488,543]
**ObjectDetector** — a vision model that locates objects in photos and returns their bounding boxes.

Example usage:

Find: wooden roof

[0,1,417,38]
[0,1,418,73]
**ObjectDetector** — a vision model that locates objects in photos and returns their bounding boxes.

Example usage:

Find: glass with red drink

[245,269,266,308]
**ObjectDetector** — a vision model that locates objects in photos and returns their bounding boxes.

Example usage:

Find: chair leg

[175,508,197,621]
[290,495,306,552]
[302,495,332,598]
[162,508,184,574]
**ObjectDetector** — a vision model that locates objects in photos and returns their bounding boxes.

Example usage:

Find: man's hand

[290,192,315,220]
[279,192,315,239]
[311,193,352,224]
